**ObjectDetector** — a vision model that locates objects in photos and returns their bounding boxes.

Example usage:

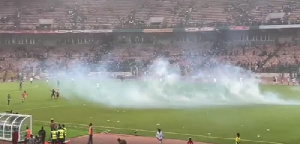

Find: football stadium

[1,0,300,144]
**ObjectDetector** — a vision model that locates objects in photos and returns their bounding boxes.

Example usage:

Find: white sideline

[34,120,284,144]
[17,105,65,112]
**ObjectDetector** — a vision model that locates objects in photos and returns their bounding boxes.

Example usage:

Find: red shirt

[187,141,194,144]
[12,131,18,142]
[26,129,30,138]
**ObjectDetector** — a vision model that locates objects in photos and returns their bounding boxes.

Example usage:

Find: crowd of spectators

[1,0,300,30]
[0,40,299,80]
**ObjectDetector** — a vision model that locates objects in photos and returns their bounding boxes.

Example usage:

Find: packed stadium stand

[0,0,300,29]
[0,0,300,82]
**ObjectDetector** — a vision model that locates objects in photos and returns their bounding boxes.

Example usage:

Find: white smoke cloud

[51,57,300,109]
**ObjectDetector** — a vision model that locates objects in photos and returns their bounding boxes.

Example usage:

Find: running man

[22,91,27,103]
[51,89,56,99]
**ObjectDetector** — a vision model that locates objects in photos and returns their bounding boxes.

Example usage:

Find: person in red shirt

[187,137,193,144]
[22,91,27,103]
[87,123,93,144]
[12,128,18,144]
[24,127,30,144]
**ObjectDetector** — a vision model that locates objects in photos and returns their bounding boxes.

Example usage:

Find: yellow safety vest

[63,128,66,136]
[58,129,64,139]
[51,131,57,140]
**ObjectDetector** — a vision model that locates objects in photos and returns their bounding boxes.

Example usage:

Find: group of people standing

[50,119,67,144]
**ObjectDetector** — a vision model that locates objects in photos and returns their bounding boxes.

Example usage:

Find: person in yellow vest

[51,128,58,144]
[235,133,241,144]
[57,126,65,144]
[62,124,66,141]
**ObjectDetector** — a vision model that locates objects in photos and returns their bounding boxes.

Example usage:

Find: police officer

[62,124,66,141]
[51,128,58,144]
[57,126,65,144]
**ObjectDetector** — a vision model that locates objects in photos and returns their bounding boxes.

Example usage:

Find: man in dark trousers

[7,94,11,106]
[57,125,65,144]
[38,126,46,144]
[51,89,56,99]
[12,128,18,144]
[19,81,23,90]
[87,123,93,144]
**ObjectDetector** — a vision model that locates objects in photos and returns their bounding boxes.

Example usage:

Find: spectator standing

[235,133,240,144]
[50,128,58,144]
[24,127,31,144]
[38,126,46,144]
[50,118,57,130]
[62,124,66,141]
[87,123,93,144]
[156,128,163,144]
[57,125,65,144]
[12,128,18,144]
[28,134,36,144]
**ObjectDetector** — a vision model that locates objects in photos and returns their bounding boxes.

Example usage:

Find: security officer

[51,128,58,144]
[57,126,65,144]
[62,124,66,141]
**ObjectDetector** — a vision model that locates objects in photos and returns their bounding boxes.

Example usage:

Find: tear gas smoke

[51,58,300,108]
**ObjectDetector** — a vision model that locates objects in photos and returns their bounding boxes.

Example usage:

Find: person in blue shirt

[7,94,11,106]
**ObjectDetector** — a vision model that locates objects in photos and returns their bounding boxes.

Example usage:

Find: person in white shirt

[96,83,100,89]
[156,129,163,144]
[292,77,296,86]
[30,77,33,84]
[239,77,243,84]
[287,77,290,85]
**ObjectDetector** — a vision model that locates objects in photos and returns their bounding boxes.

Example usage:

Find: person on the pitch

[51,89,56,99]
[19,81,23,90]
[87,123,93,144]
[56,89,60,98]
[22,91,27,103]
[235,133,241,144]
[7,94,11,106]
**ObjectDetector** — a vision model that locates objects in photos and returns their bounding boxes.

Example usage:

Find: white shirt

[30,78,33,81]
[97,83,100,87]
[156,131,163,140]
[213,78,216,83]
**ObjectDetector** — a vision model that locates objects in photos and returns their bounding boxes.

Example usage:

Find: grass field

[0,81,300,144]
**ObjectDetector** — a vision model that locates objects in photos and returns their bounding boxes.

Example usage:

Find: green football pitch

[0,81,300,144]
